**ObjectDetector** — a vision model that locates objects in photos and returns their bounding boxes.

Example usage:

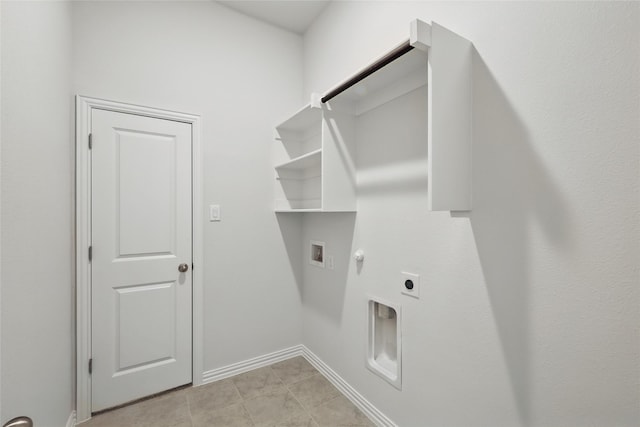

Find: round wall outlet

[401,272,420,298]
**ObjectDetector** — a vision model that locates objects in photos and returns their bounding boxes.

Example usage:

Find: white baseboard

[201,345,304,384]
[66,410,76,427]
[199,344,395,427]
[300,346,397,427]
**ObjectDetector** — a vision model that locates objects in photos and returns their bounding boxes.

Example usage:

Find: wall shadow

[354,86,428,197]
[467,51,571,426]
[302,213,357,326]
[275,213,304,296]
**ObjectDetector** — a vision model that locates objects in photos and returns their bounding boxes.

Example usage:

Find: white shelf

[277,175,321,181]
[273,101,356,213]
[276,104,322,134]
[275,149,321,171]
[275,209,323,213]
[320,19,472,212]
[273,19,471,213]
[275,209,358,213]
[275,197,321,211]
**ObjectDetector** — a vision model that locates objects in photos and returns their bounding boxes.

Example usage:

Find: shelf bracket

[310,93,322,109]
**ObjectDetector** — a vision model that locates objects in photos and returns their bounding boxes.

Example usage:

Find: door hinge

[88,246,92,262]
[88,133,93,150]
[192,263,194,271]
[89,358,93,374]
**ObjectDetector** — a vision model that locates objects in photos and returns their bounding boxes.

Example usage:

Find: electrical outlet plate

[401,272,420,299]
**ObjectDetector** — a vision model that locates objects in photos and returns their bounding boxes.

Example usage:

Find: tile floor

[79,356,374,427]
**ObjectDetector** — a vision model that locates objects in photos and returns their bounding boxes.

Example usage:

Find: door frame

[75,96,204,422]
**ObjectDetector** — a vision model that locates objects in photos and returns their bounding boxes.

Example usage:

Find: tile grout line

[263,360,321,425]
[229,375,258,427]
[282,371,318,425]
[184,391,194,427]
[276,362,344,427]
[288,363,371,427]
[268,364,312,426]
[292,381,345,427]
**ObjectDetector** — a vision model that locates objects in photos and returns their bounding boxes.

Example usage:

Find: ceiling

[217,1,331,34]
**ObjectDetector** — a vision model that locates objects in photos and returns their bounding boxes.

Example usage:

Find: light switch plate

[209,204,221,222]
[401,272,420,299]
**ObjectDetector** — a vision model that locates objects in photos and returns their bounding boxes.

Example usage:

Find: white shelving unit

[274,101,356,212]
[273,19,472,213]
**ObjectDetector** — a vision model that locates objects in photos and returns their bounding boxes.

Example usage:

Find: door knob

[3,417,33,427]
[178,263,189,273]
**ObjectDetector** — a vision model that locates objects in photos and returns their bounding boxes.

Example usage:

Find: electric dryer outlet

[401,272,420,299]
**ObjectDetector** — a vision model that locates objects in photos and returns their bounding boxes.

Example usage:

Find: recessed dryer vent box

[367,297,402,389]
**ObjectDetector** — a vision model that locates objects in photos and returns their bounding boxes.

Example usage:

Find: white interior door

[91,109,192,412]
